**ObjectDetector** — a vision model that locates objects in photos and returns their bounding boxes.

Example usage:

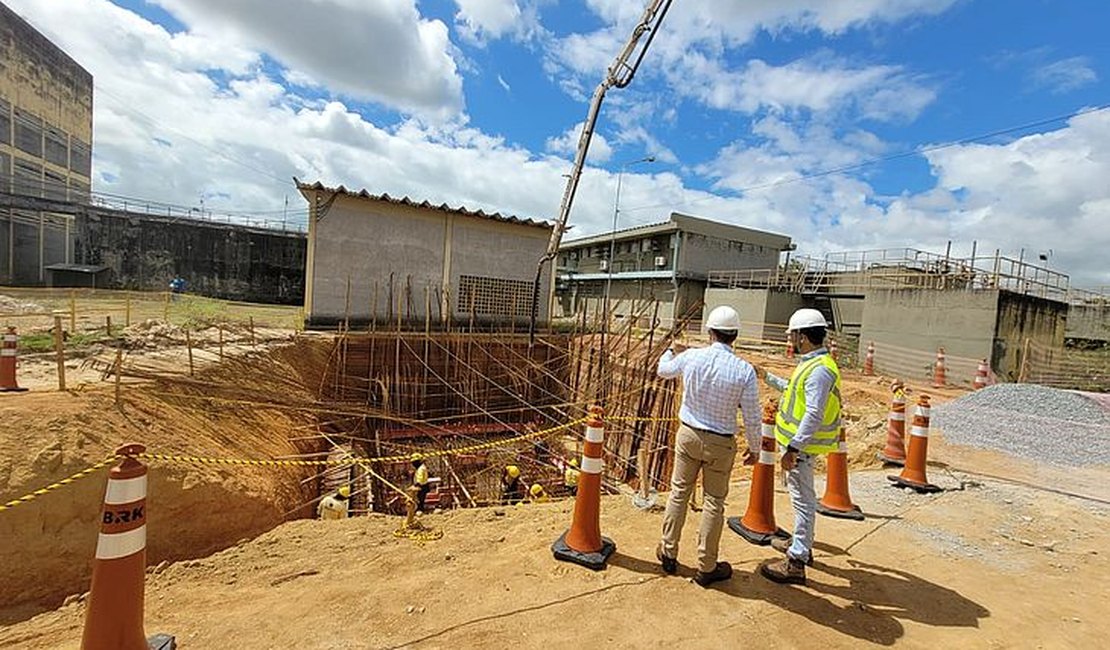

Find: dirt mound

[122,319,185,348]
[0,341,331,622]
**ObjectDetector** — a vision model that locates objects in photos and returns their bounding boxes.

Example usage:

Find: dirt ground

[1,445,1105,649]
[1,322,1107,648]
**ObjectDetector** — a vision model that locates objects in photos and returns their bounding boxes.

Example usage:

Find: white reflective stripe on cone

[0,349,15,356]
[910,425,930,438]
[584,426,604,443]
[95,525,146,560]
[760,424,774,438]
[580,457,603,474]
[888,412,905,421]
[838,442,848,453]
[2,335,17,342]
[759,451,776,465]
[104,476,147,505]
[916,407,931,418]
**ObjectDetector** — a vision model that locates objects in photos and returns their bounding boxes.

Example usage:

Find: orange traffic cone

[552,406,615,570]
[829,338,839,361]
[877,381,907,466]
[817,428,864,520]
[1,326,28,392]
[81,443,175,650]
[888,396,940,493]
[973,359,989,390]
[932,347,947,388]
[863,341,875,376]
[785,338,794,359]
[728,400,789,545]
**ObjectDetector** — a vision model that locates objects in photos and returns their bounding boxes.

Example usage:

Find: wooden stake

[69,290,76,333]
[105,315,112,336]
[218,324,224,360]
[114,347,123,407]
[53,314,65,391]
[186,330,195,377]
[249,316,256,346]
[125,292,132,327]
[163,291,169,321]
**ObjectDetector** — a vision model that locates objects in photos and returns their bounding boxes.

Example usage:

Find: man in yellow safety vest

[411,453,431,513]
[757,308,842,586]
[317,486,351,520]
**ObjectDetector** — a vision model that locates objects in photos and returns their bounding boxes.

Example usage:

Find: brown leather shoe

[760,557,806,585]
[770,536,813,566]
[694,561,732,587]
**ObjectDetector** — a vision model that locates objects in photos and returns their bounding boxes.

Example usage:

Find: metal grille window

[458,275,534,317]
[0,99,10,145]
[68,177,90,201]
[45,127,68,168]
[70,138,91,176]
[13,109,43,157]
[44,168,66,200]
[0,152,9,192]
[13,157,43,196]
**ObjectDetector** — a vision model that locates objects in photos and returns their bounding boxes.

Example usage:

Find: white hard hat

[786,308,828,332]
[705,305,741,332]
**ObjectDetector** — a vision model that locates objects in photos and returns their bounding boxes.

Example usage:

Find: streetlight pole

[598,155,655,404]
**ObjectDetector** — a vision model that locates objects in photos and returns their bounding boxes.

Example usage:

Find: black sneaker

[694,561,732,587]
[656,544,677,575]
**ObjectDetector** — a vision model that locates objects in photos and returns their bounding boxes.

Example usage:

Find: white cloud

[454,0,522,44]
[1031,57,1098,94]
[149,0,463,119]
[546,122,613,164]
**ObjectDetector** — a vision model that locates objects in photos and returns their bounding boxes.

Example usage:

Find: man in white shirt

[656,305,761,587]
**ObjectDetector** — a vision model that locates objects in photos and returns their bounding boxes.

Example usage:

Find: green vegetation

[16,331,111,353]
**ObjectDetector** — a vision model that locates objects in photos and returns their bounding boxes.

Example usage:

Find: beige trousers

[660,424,737,573]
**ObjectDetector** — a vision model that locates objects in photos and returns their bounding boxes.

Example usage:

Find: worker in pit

[317,485,350,520]
[529,483,550,503]
[501,465,525,505]
[755,308,842,586]
[656,305,762,588]
[563,458,580,497]
[410,453,432,514]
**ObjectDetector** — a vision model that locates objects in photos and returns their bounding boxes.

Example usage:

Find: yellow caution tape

[392,523,444,543]
[0,455,117,513]
[130,417,589,469]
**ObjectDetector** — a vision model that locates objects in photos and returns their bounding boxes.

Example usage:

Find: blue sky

[10,0,1110,285]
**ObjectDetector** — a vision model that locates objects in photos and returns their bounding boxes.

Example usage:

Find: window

[0,152,9,191]
[69,177,90,202]
[45,127,68,168]
[0,99,10,145]
[44,169,66,200]
[14,109,43,157]
[458,275,535,318]
[13,158,43,197]
[70,138,91,176]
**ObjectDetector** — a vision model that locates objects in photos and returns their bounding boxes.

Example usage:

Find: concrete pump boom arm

[541,0,675,262]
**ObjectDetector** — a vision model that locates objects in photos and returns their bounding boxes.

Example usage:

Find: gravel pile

[932,383,1110,466]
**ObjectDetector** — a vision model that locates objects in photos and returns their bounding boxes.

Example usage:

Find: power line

[621,102,1110,214]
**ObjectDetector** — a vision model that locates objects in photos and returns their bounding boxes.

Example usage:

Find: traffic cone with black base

[552,406,615,570]
[877,381,907,466]
[817,429,865,521]
[888,396,941,493]
[1,326,28,392]
[81,443,175,650]
[728,400,789,545]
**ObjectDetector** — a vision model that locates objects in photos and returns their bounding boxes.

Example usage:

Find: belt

[680,421,733,438]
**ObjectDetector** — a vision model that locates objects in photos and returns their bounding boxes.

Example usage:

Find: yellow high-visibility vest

[774,354,842,454]
[564,467,580,488]
[414,463,429,487]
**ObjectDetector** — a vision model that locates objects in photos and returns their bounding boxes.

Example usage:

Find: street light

[597,155,655,403]
[603,155,656,326]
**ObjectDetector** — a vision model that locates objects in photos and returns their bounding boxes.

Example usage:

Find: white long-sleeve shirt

[657,342,762,450]
[765,348,837,451]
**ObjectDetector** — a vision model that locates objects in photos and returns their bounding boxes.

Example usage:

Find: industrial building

[0,1,93,284]
[297,180,554,329]
[555,212,792,326]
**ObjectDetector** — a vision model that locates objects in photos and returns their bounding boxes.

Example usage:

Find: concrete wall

[765,290,807,342]
[1066,303,1110,344]
[995,291,1067,381]
[76,210,305,304]
[705,287,769,341]
[307,194,551,327]
[860,288,998,377]
[678,231,780,276]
